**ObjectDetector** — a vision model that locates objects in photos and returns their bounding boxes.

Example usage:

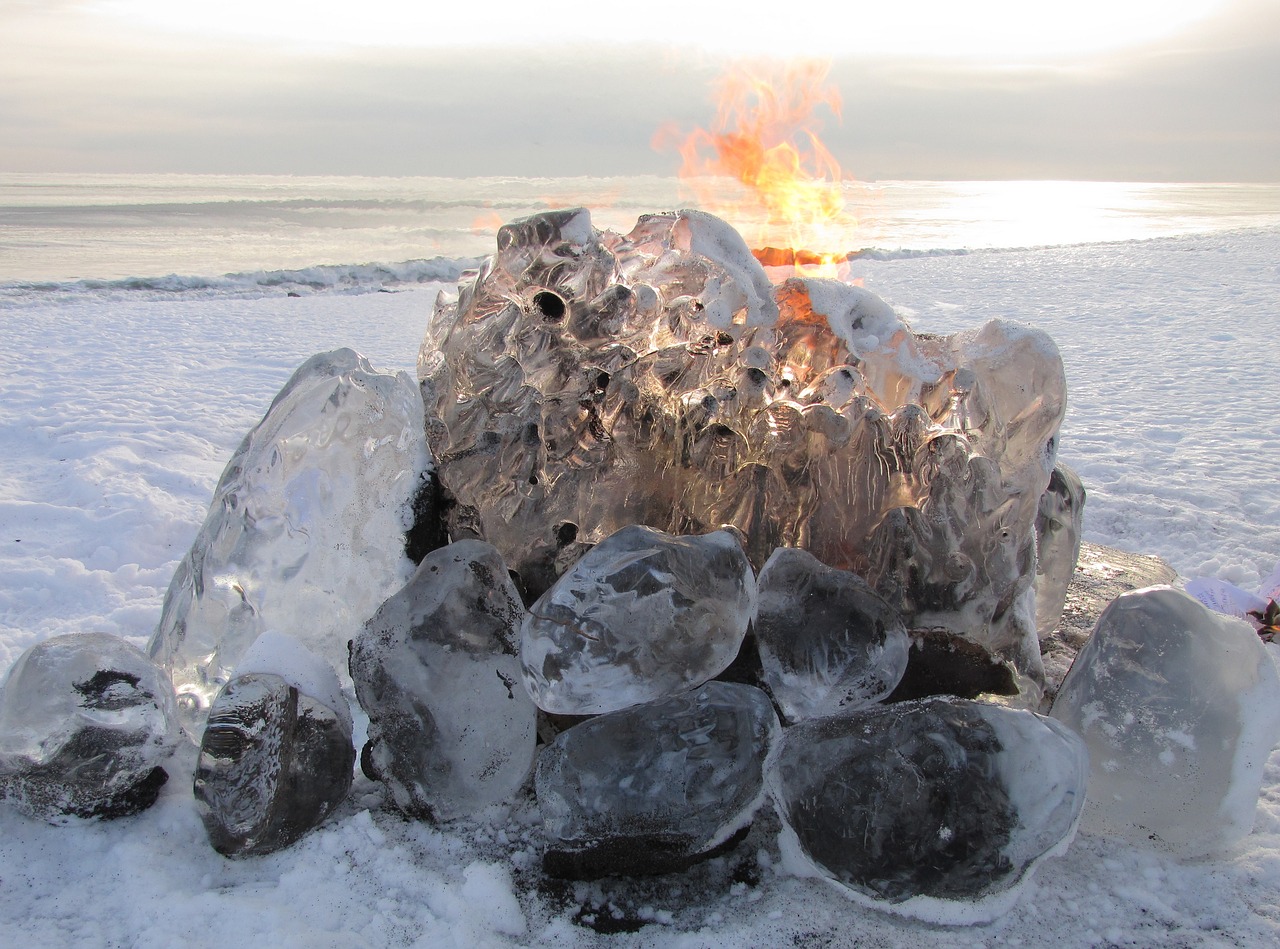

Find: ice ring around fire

[420,207,1065,695]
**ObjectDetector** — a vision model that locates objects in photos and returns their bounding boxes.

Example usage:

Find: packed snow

[1,225,1279,945]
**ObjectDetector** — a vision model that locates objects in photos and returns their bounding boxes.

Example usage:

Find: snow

[1,226,1279,944]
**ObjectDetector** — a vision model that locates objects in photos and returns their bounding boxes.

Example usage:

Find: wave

[0,256,483,308]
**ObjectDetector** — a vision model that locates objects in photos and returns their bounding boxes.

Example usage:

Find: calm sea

[2,173,1279,286]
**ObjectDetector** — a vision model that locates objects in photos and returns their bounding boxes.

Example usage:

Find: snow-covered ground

[1,227,1278,946]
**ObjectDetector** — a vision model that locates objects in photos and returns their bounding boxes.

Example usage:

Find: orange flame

[654,59,854,278]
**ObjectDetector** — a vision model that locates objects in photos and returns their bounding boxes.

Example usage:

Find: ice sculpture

[351,540,536,820]
[419,208,1066,693]
[1034,463,1085,638]
[753,546,908,721]
[520,525,756,716]
[536,681,779,878]
[769,697,1087,924]
[0,633,178,821]
[149,348,431,735]
[1051,585,1280,855]
[194,631,354,856]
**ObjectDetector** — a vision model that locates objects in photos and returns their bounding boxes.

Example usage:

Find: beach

[1,179,1278,945]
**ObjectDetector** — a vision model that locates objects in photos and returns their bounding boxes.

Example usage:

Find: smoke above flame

[654,59,855,277]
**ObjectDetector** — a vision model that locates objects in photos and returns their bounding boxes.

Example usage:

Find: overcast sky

[1,0,1277,181]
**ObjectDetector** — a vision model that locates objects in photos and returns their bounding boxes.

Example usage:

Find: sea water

[3,173,1279,288]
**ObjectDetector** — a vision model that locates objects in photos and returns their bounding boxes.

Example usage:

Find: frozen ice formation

[419,208,1065,693]
[768,697,1087,924]
[149,348,431,735]
[520,525,756,716]
[0,633,178,822]
[1051,585,1280,855]
[536,681,779,878]
[753,546,908,722]
[193,631,354,856]
[350,540,536,820]
[1034,462,1085,638]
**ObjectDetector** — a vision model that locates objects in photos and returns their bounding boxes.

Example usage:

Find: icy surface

[536,681,779,878]
[148,347,429,735]
[753,546,908,721]
[1051,585,1280,855]
[351,540,536,821]
[0,633,177,821]
[1035,462,1087,638]
[194,670,354,857]
[521,525,756,716]
[235,630,351,734]
[769,697,1087,923]
[2,225,1280,945]
[421,209,1064,692]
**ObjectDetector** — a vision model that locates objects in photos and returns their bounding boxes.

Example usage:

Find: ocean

[3,173,1279,292]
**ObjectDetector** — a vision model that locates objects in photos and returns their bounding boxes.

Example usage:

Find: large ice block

[1051,585,1280,855]
[149,348,431,735]
[419,209,1065,690]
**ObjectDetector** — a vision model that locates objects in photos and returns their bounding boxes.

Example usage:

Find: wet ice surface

[2,228,1280,945]
[1051,585,1280,855]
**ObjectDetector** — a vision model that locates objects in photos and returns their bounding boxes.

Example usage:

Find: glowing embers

[419,208,1065,693]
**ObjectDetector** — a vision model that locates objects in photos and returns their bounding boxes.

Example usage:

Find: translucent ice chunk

[0,633,178,822]
[520,526,756,716]
[769,697,1086,924]
[1034,462,1085,638]
[350,540,536,821]
[754,546,908,722]
[1051,585,1280,855]
[194,656,354,857]
[536,681,779,878]
[419,209,1065,693]
[149,348,430,735]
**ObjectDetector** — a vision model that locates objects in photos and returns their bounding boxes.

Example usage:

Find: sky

[1,0,1277,181]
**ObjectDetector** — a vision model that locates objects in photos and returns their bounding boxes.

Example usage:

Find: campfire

[3,64,1279,930]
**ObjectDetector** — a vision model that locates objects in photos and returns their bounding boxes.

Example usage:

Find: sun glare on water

[90,0,1225,59]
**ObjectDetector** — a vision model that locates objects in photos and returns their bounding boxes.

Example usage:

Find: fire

[654,60,855,278]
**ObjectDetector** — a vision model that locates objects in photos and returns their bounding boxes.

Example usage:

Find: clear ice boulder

[535,681,779,878]
[768,697,1087,924]
[1051,585,1280,855]
[0,633,178,822]
[753,546,909,722]
[350,540,537,821]
[520,525,756,716]
[193,631,354,857]
[1034,462,1086,638]
[149,348,431,735]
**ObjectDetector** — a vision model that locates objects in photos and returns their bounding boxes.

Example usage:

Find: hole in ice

[533,290,567,322]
